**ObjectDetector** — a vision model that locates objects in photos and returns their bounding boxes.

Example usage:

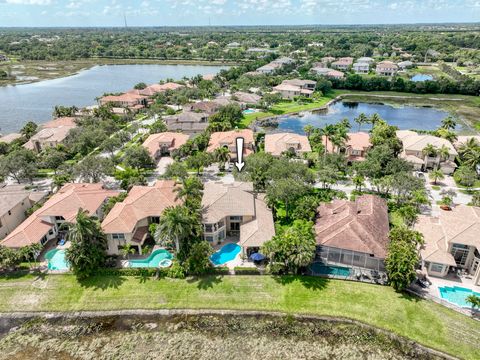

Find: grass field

[0,273,479,359]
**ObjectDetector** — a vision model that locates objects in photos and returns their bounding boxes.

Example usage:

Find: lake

[0,64,228,134]
[276,101,450,134]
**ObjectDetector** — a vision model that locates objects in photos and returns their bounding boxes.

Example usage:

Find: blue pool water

[45,249,69,271]
[439,286,480,308]
[411,74,434,82]
[243,109,256,114]
[128,249,173,268]
[210,243,241,266]
[310,263,351,277]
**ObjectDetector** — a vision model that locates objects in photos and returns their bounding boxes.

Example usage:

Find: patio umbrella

[249,253,266,262]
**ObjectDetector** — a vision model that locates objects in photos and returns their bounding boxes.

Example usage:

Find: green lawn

[0,274,479,359]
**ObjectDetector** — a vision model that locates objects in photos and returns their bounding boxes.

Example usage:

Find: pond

[0,64,228,134]
[276,101,451,134]
[411,74,434,82]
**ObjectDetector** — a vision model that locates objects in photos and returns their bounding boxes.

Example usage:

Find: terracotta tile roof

[43,117,76,128]
[232,92,262,104]
[314,195,390,258]
[264,133,311,156]
[239,194,275,248]
[129,82,184,97]
[184,101,221,114]
[1,183,118,248]
[323,132,371,153]
[0,186,31,217]
[202,182,256,224]
[396,130,457,155]
[142,132,189,157]
[101,180,181,234]
[415,216,457,266]
[0,133,22,144]
[207,129,254,156]
[100,92,147,105]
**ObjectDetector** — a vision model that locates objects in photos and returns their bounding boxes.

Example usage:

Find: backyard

[0,273,479,359]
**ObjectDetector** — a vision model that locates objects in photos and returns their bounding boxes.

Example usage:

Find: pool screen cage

[315,246,386,273]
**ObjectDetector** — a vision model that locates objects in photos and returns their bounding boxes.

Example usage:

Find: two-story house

[324,132,372,161]
[142,132,190,160]
[331,57,354,70]
[163,111,209,135]
[207,129,255,161]
[23,117,77,153]
[375,61,398,76]
[272,79,317,99]
[264,133,311,157]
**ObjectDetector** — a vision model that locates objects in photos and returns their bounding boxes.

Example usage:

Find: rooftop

[264,132,311,156]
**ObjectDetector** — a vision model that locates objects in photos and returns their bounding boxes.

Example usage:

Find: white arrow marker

[235,137,245,172]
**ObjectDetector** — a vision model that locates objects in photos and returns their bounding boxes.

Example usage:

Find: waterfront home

[0,133,22,144]
[264,133,311,157]
[24,117,77,153]
[357,57,374,64]
[314,195,390,273]
[397,61,414,70]
[133,82,184,97]
[311,67,345,79]
[226,42,241,48]
[232,91,262,105]
[454,135,480,149]
[246,47,276,54]
[183,100,222,115]
[0,185,39,240]
[320,56,336,65]
[207,129,255,161]
[273,79,316,99]
[331,57,354,70]
[397,130,457,174]
[163,111,209,135]
[353,62,370,74]
[99,92,148,111]
[323,132,371,161]
[101,180,180,255]
[375,61,398,76]
[415,206,480,285]
[1,183,118,249]
[142,132,189,160]
[202,181,275,256]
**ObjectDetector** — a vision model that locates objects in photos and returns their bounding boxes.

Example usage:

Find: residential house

[357,57,374,65]
[207,129,255,160]
[183,101,221,115]
[397,130,457,174]
[202,181,275,256]
[323,132,372,161]
[0,185,35,240]
[320,56,336,65]
[397,61,414,70]
[256,63,281,74]
[24,117,77,152]
[353,62,370,74]
[232,91,262,105]
[331,57,354,70]
[264,133,311,157]
[375,61,398,76]
[101,180,180,255]
[133,82,184,97]
[226,42,241,48]
[1,183,118,249]
[163,111,209,135]
[0,133,22,144]
[273,79,316,99]
[415,206,480,285]
[314,195,390,273]
[271,57,294,66]
[142,132,189,159]
[99,92,148,111]
[246,48,276,54]
[311,67,344,79]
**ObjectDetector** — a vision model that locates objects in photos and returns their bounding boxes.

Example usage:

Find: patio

[211,236,259,269]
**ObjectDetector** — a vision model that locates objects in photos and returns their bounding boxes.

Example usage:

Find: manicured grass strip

[0,274,479,359]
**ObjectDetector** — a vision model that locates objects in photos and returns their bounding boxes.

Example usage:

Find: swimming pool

[45,249,69,271]
[411,74,434,82]
[438,286,480,308]
[128,249,173,268]
[243,109,256,114]
[310,263,351,277]
[210,243,241,266]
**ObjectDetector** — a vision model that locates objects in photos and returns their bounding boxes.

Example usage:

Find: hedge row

[234,267,261,275]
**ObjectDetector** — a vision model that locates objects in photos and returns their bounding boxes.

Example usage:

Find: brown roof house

[183,101,222,115]
[273,79,316,100]
[142,132,189,159]
[101,180,180,255]
[0,133,22,144]
[1,183,118,249]
[0,185,43,240]
[314,195,390,273]
[232,91,262,105]
[134,82,184,97]
[331,57,354,70]
[397,130,457,174]
[163,111,209,135]
[99,92,148,113]
[24,117,77,152]
[415,206,480,284]
[264,132,311,157]
[202,181,275,256]
[375,61,398,76]
[207,129,255,160]
[323,132,372,161]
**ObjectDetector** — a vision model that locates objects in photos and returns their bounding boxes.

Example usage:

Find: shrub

[166,261,186,279]
[234,267,261,275]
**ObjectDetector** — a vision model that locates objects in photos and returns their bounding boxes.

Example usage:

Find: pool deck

[212,238,257,270]
[425,273,480,300]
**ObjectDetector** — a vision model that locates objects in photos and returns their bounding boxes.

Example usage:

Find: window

[112,233,125,240]
[150,216,160,224]
[204,224,213,233]
[218,230,225,240]
[55,216,65,221]
[206,236,214,242]
[229,216,242,221]
[430,263,444,273]
[0,219,2,228]
[218,220,225,228]
[7,211,11,216]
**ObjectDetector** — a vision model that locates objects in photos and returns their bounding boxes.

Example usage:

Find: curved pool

[45,249,69,271]
[128,249,173,268]
[439,286,480,308]
[210,243,241,266]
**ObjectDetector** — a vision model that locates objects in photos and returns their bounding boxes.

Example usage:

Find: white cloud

[5,0,51,4]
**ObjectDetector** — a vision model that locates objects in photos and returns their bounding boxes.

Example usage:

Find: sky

[0,0,479,27]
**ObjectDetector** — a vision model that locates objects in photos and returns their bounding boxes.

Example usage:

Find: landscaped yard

[1,274,479,359]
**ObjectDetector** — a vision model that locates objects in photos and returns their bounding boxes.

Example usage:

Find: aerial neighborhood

[0,23,480,359]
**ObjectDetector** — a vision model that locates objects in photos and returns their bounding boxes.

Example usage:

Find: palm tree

[429,168,444,185]
[352,174,365,191]
[319,124,337,155]
[441,116,457,130]
[436,128,457,143]
[438,144,451,163]
[174,176,204,205]
[459,138,480,170]
[20,243,42,269]
[369,113,382,130]
[154,205,196,253]
[422,143,438,169]
[214,146,231,171]
[303,125,314,137]
[121,243,136,259]
[466,294,480,316]
[354,113,368,132]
